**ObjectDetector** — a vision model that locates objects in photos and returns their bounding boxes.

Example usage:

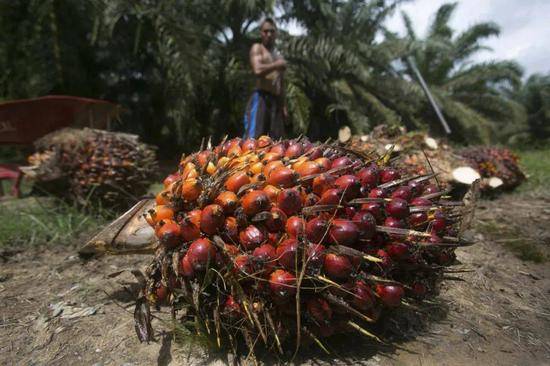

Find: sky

[285,0,550,76]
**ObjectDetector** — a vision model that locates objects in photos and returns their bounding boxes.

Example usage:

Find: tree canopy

[0,0,544,156]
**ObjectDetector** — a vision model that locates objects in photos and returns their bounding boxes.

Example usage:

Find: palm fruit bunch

[24,128,157,208]
[349,126,476,190]
[140,135,471,357]
[458,146,525,190]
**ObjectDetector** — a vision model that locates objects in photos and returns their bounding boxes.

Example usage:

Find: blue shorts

[243,90,284,139]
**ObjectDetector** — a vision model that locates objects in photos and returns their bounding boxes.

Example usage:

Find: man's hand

[274,58,287,70]
[282,104,288,120]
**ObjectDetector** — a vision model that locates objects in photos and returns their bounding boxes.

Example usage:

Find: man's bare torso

[253,43,283,96]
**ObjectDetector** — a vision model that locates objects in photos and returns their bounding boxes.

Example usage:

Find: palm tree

[280,0,413,139]
[401,2,526,143]
[516,73,550,142]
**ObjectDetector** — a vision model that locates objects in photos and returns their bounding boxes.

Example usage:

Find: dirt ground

[1,197,549,366]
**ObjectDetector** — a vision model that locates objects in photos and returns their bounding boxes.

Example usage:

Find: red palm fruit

[423,183,440,195]
[156,219,181,248]
[409,212,428,228]
[264,207,287,232]
[234,254,254,275]
[386,198,409,219]
[306,297,332,323]
[223,295,242,318]
[200,204,225,235]
[306,243,326,270]
[225,137,242,152]
[263,160,284,178]
[386,242,409,260]
[391,186,413,201]
[361,202,384,222]
[277,188,302,215]
[352,280,375,311]
[314,157,331,172]
[147,205,175,225]
[180,219,201,242]
[163,173,179,188]
[285,216,305,237]
[227,144,243,158]
[224,171,250,193]
[241,190,270,216]
[261,152,282,164]
[376,249,392,270]
[306,217,329,244]
[410,197,432,207]
[220,216,238,242]
[263,184,281,202]
[179,255,195,278]
[155,190,171,205]
[312,173,335,196]
[249,161,264,175]
[335,175,361,199]
[411,282,428,299]
[215,191,239,214]
[242,138,257,152]
[257,135,272,147]
[181,178,202,201]
[181,162,197,179]
[357,165,379,188]
[318,188,344,205]
[187,238,216,271]
[295,161,321,177]
[380,167,400,183]
[252,244,277,271]
[431,210,447,233]
[285,142,304,159]
[368,187,387,198]
[155,284,169,303]
[269,269,296,298]
[276,238,299,270]
[329,219,359,247]
[384,216,407,229]
[270,143,286,156]
[323,253,353,280]
[267,166,298,188]
[407,179,424,197]
[197,150,213,167]
[267,231,283,246]
[186,209,202,227]
[352,211,376,239]
[331,156,352,170]
[239,225,265,250]
[346,206,357,218]
[375,284,404,307]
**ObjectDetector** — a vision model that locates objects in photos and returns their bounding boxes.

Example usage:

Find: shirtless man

[243,18,287,139]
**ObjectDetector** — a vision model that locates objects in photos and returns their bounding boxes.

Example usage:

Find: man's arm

[250,44,286,77]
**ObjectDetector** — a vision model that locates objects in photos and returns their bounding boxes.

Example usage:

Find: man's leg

[243,91,267,138]
[269,96,285,139]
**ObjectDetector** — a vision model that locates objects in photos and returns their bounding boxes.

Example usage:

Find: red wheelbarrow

[0,95,120,197]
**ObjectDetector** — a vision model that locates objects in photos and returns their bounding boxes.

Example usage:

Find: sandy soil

[1,200,549,366]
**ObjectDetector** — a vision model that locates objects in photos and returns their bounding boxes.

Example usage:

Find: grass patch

[0,197,108,248]
[477,220,546,263]
[515,148,550,195]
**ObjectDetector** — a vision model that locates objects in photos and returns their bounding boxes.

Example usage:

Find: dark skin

[249,21,288,118]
